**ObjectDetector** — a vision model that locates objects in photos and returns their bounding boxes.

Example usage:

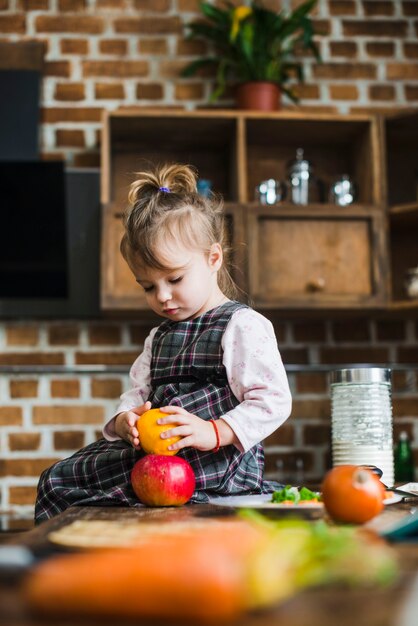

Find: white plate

[209,493,402,509]
[209,493,323,510]
[384,493,403,505]
[397,483,418,496]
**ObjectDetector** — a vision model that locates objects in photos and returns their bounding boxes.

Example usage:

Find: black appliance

[0,165,101,318]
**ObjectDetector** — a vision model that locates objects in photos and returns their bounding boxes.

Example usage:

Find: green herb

[271,485,320,504]
[299,486,321,502]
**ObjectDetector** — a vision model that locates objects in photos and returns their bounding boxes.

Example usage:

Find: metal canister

[287,148,315,205]
[255,179,286,205]
[329,174,356,206]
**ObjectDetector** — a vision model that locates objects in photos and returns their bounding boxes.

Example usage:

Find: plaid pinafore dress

[35,301,276,524]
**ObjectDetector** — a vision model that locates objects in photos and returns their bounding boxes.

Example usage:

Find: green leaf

[285,0,318,23]
[280,84,299,103]
[186,23,229,47]
[238,21,255,71]
[199,2,230,25]
[181,57,220,78]
[209,57,230,101]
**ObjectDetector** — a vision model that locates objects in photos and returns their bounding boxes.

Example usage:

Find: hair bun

[128,163,197,206]
[157,163,197,195]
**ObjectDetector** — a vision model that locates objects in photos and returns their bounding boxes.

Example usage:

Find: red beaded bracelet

[209,419,220,453]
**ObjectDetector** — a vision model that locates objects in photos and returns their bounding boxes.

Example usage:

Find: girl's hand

[157,406,219,453]
[115,401,152,448]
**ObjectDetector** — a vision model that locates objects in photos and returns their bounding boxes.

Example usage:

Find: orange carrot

[23,522,266,622]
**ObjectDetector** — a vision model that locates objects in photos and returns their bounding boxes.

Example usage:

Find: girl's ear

[208,243,223,271]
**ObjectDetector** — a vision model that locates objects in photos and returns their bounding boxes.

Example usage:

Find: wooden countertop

[1,502,418,626]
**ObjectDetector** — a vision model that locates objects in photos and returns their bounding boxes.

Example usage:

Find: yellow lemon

[137,408,180,456]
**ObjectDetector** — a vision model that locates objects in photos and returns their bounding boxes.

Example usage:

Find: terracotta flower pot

[236,81,281,111]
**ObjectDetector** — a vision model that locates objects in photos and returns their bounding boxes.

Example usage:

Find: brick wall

[1,317,417,521]
[0,0,418,164]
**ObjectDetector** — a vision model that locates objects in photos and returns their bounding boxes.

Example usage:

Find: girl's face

[133,242,226,321]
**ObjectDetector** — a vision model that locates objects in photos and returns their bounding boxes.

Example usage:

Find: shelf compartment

[385,110,418,207]
[389,211,418,304]
[244,116,382,206]
[102,111,240,206]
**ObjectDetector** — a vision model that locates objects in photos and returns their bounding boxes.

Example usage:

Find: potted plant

[182,0,320,111]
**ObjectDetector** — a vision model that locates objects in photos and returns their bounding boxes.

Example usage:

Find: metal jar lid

[287,148,313,175]
[330,367,391,385]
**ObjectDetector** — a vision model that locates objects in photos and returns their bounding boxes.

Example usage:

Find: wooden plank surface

[1,503,418,626]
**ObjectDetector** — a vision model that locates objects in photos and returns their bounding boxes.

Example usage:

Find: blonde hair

[121,163,239,299]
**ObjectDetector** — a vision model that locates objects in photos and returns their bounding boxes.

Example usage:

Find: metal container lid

[287,148,313,174]
[330,367,391,385]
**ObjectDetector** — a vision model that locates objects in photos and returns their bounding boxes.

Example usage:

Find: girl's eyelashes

[140,276,182,292]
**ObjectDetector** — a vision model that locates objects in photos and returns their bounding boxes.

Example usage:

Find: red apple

[131,455,196,507]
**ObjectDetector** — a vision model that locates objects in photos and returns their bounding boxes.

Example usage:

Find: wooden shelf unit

[100,109,392,312]
[385,110,418,309]
[390,202,418,218]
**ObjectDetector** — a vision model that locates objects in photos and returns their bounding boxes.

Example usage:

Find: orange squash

[321,465,385,524]
[137,407,181,455]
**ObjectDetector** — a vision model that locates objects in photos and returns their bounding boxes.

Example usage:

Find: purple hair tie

[159,186,170,193]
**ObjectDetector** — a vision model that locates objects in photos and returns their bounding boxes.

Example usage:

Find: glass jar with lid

[330,367,394,486]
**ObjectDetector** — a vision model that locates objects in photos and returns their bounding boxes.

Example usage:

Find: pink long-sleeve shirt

[103,307,292,453]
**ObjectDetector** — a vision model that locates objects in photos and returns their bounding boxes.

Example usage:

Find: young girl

[35,164,291,523]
